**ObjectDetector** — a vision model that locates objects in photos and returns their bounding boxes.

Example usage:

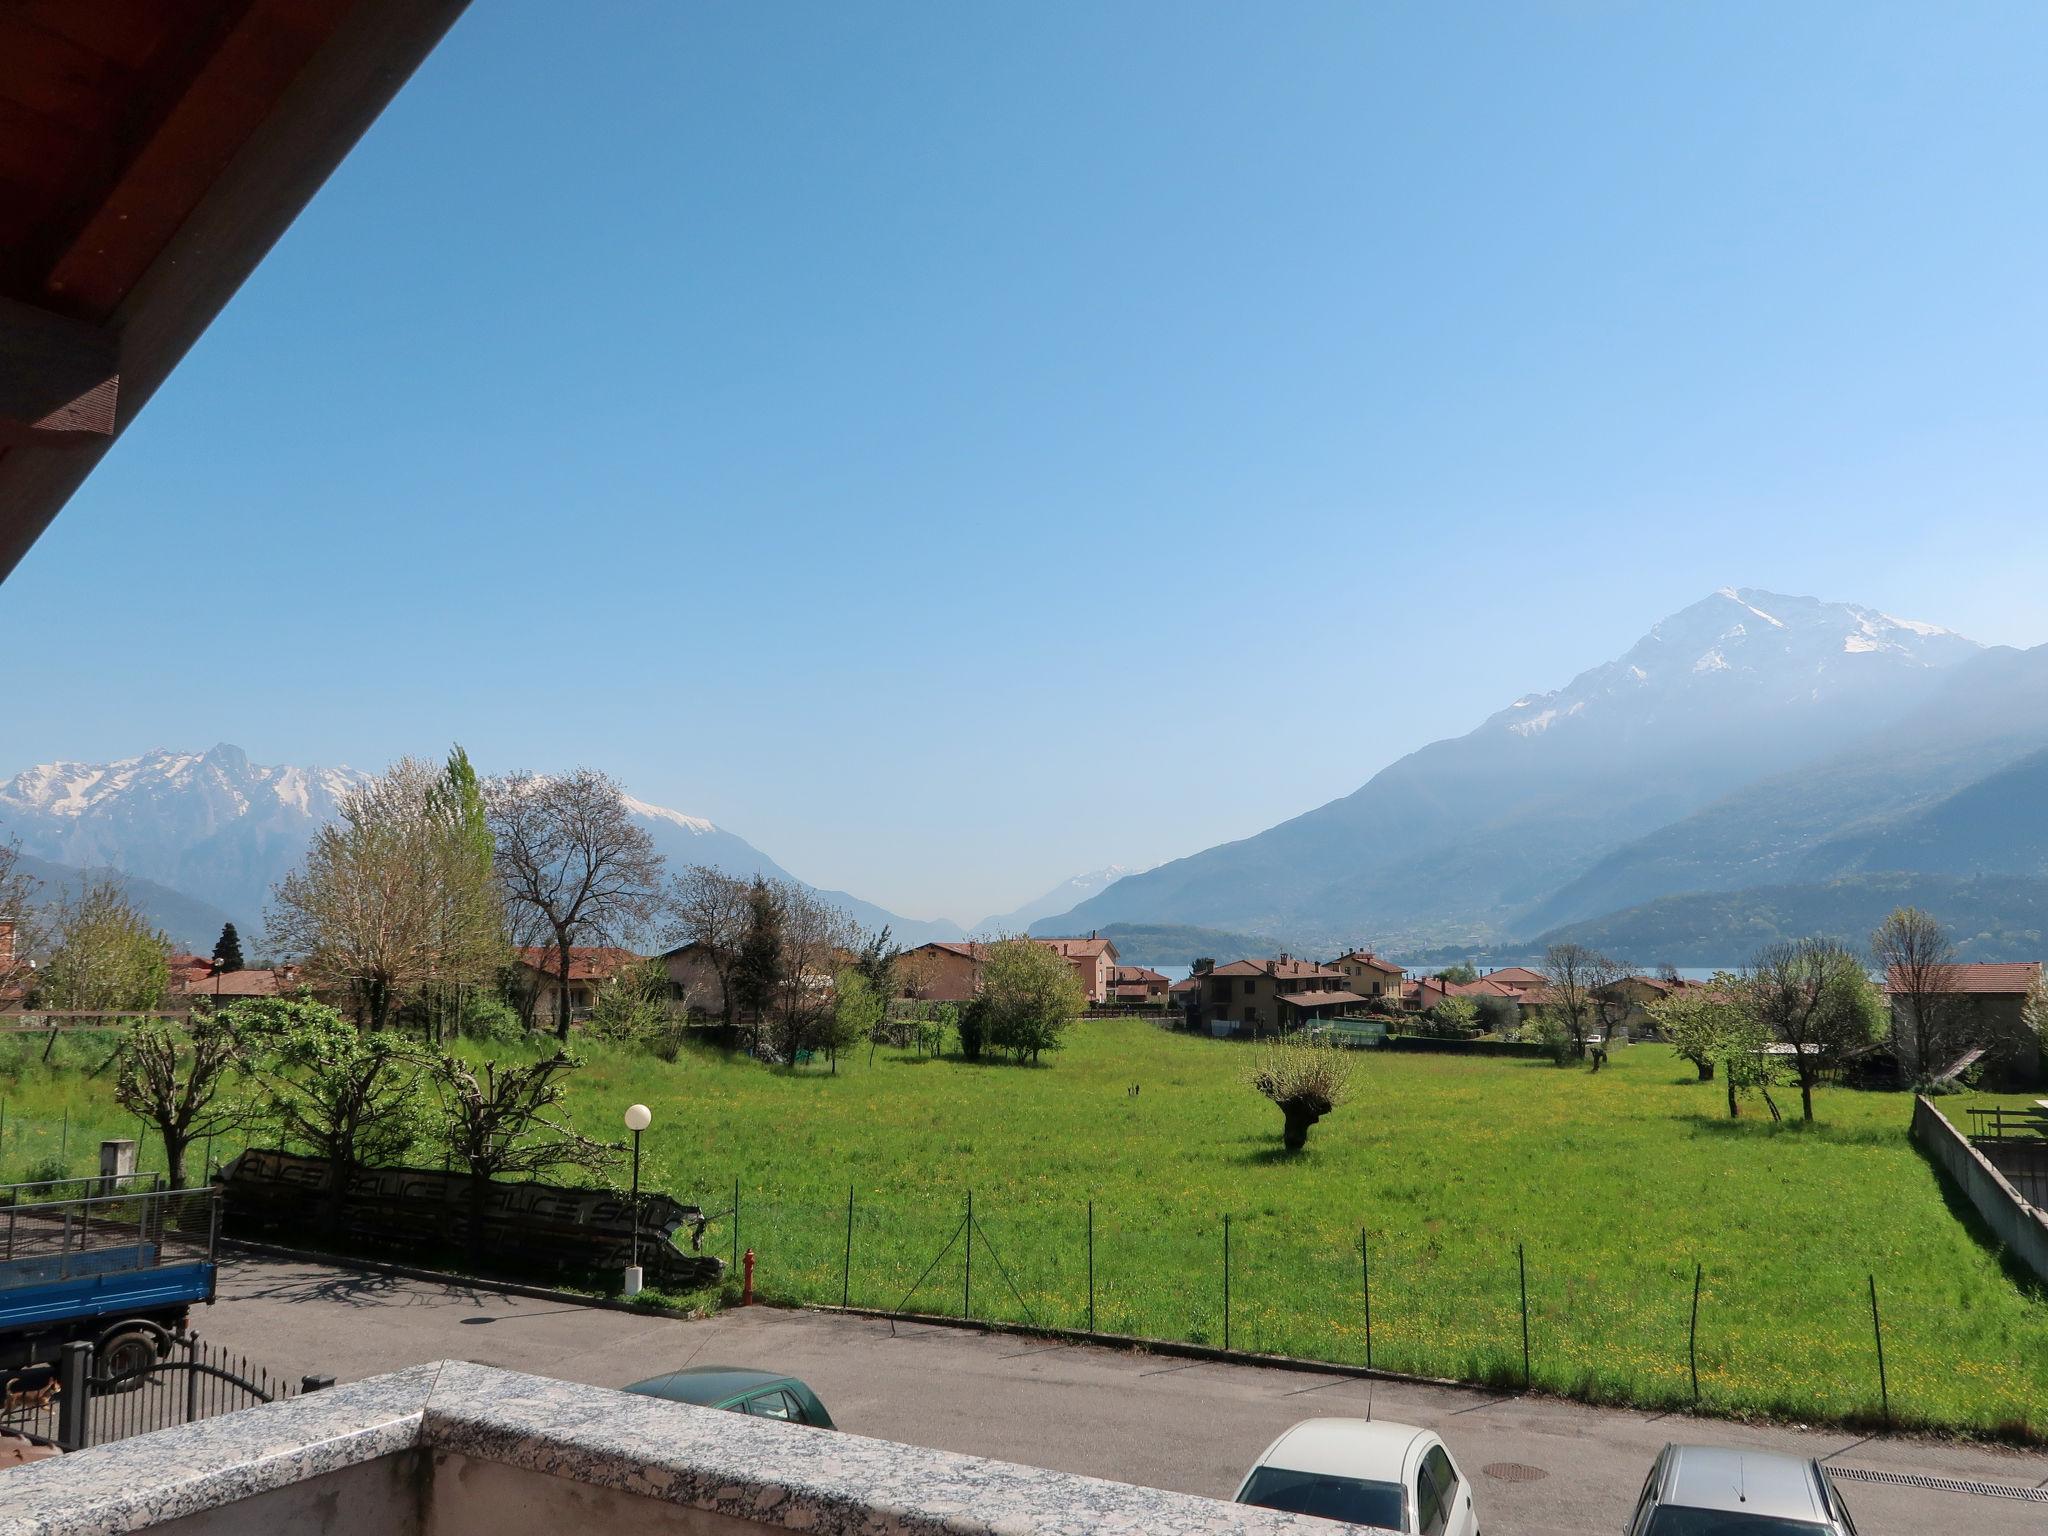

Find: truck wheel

[93,1323,170,1391]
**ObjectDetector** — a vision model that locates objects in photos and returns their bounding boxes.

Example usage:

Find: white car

[1234,1418,1481,1535]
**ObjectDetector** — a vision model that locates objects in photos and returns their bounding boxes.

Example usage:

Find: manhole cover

[1482,1463,1549,1483]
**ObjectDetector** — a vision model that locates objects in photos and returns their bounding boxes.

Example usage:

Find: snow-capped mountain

[0,746,967,948]
[975,865,1143,935]
[1487,588,1977,742]
[1041,589,1995,950]
[0,745,367,924]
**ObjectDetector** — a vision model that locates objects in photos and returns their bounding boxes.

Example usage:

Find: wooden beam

[0,295,119,447]
[0,0,472,582]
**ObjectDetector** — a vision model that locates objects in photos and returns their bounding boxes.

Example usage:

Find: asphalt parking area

[207,1255,2048,1536]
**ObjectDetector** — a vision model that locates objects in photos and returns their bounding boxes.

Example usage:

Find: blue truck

[0,1178,218,1381]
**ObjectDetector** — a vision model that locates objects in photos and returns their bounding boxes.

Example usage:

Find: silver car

[1627,1445,1859,1535]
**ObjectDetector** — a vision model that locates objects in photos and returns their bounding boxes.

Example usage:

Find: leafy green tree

[586,956,682,1058]
[1646,982,1743,1082]
[827,969,882,1073]
[977,936,1084,1063]
[854,926,900,1008]
[229,998,424,1233]
[425,1050,617,1265]
[1424,996,1479,1036]
[956,997,990,1061]
[114,1012,249,1187]
[1472,994,1519,1036]
[210,922,245,973]
[1741,939,1885,1121]
[1245,1035,1355,1151]
[33,878,171,1012]
[271,754,505,1033]
[1435,963,1479,985]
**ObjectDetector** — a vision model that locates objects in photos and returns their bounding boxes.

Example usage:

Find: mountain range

[1034,589,2048,962]
[0,746,977,952]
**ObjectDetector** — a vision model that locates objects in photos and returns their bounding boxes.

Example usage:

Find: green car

[622,1366,836,1429]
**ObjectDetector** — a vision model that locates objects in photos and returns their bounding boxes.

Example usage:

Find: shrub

[1473,995,1519,1036]
[957,998,989,1061]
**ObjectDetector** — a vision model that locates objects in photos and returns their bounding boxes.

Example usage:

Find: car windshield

[1645,1509,1831,1536]
[1238,1466,1407,1529]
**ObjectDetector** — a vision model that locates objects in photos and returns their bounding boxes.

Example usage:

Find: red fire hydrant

[742,1248,756,1306]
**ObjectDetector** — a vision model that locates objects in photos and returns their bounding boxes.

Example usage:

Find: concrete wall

[142,1451,424,1536]
[1910,1095,2048,1285]
[427,1452,772,1536]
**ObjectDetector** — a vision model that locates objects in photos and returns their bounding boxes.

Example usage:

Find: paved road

[208,1256,2047,1536]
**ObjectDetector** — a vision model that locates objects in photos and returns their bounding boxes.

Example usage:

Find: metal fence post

[1087,1200,1095,1334]
[1361,1228,1373,1372]
[1689,1263,1703,1402]
[1517,1241,1531,1389]
[1223,1214,1232,1352]
[841,1185,854,1309]
[185,1334,201,1424]
[963,1190,973,1320]
[57,1341,91,1449]
[1868,1274,1890,1426]
[732,1177,740,1273]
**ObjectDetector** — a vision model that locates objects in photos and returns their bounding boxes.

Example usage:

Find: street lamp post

[623,1104,652,1296]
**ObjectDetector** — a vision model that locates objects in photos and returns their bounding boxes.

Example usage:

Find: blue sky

[7,1,2048,924]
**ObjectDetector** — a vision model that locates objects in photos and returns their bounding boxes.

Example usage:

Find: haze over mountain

[0,746,968,950]
[975,866,1142,935]
[1042,589,2048,958]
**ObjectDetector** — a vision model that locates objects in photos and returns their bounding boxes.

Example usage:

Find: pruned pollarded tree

[33,877,171,1012]
[270,754,505,1032]
[1244,1035,1355,1151]
[1646,982,1742,1082]
[113,1012,250,1188]
[1741,939,1886,1121]
[1539,942,1622,1061]
[487,768,664,1039]
[425,1050,618,1265]
[1870,906,1963,1081]
[664,864,752,1025]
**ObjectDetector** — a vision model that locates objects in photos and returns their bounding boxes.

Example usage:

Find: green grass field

[5,1020,2046,1438]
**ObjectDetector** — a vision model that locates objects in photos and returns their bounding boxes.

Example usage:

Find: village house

[1108,964,1170,1003]
[1329,948,1405,1000]
[1185,956,1366,1036]
[1887,960,2045,1083]
[512,946,644,1024]
[895,935,1123,1005]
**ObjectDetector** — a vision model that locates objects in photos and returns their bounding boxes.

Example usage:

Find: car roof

[1660,1446,1827,1518]
[1259,1418,1430,1479]
[623,1366,798,1405]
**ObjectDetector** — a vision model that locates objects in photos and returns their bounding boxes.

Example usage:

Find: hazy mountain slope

[1084,922,1293,969]
[1051,590,1980,947]
[1533,872,2048,965]
[985,866,1139,935]
[1526,642,2048,931]
[1807,746,2048,879]
[10,851,236,955]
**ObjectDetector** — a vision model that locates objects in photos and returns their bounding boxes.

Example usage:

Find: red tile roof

[1113,966,1169,985]
[1886,961,2042,996]
[514,947,644,982]
[1478,966,1548,988]
[1205,957,1347,980]
[1332,950,1404,975]
[1277,989,1370,1009]
[1037,936,1118,960]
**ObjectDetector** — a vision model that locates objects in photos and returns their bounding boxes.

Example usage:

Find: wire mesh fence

[698,1179,1938,1430]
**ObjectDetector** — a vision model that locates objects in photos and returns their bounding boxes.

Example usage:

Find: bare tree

[664,865,751,1025]
[767,882,857,1065]
[1870,906,1963,1080]
[270,756,504,1032]
[1741,939,1886,1121]
[1540,943,1622,1061]
[487,769,664,1038]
